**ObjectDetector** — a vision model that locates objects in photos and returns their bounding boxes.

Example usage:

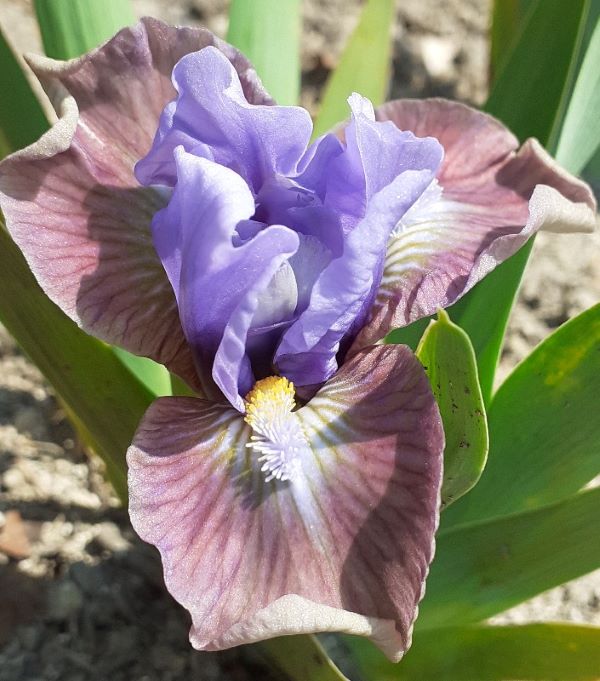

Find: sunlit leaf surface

[227,0,300,105]
[312,0,395,138]
[414,311,488,508]
[350,623,600,681]
[445,303,600,527]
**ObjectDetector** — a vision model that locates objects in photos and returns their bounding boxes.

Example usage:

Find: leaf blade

[415,311,488,508]
[227,0,300,105]
[113,347,172,397]
[350,623,600,681]
[444,303,600,527]
[0,27,49,153]
[257,636,349,681]
[489,0,535,79]
[556,13,600,174]
[486,0,589,148]
[312,0,395,138]
[33,0,135,60]
[418,486,600,630]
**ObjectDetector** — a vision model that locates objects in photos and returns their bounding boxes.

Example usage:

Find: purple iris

[0,18,594,660]
[135,47,443,409]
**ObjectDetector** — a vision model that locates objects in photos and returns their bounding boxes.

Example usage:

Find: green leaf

[583,143,600,197]
[448,0,593,405]
[444,303,600,527]
[489,0,535,80]
[33,0,135,60]
[256,636,349,681]
[384,317,431,353]
[0,27,49,154]
[350,623,600,681]
[227,0,300,105]
[417,486,600,630]
[414,311,488,508]
[0,225,153,501]
[113,347,172,397]
[556,14,600,174]
[486,0,590,149]
[312,0,395,138]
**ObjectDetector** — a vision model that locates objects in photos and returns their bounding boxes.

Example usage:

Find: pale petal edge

[197,593,408,663]
[463,139,597,291]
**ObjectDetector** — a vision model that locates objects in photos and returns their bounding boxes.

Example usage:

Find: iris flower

[0,19,595,661]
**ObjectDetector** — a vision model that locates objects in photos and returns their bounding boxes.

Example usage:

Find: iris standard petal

[0,19,270,389]
[351,99,597,350]
[272,97,444,387]
[127,344,444,661]
[154,149,299,409]
[322,93,445,225]
[135,47,313,191]
[275,168,440,387]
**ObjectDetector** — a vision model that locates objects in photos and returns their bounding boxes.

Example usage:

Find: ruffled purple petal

[0,19,271,390]
[135,47,312,191]
[320,94,444,224]
[127,344,444,661]
[351,99,597,350]
[274,100,444,386]
[153,148,299,409]
[275,170,436,385]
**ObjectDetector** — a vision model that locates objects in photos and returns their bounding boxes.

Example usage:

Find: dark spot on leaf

[459,440,470,448]
[464,386,470,394]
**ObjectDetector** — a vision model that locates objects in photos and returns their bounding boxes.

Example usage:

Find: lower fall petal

[352,99,597,350]
[127,345,443,661]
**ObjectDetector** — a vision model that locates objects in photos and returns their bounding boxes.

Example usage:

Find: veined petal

[127,345,444,661]
[135,47,313,191]
[155,149,299,409]
[352,99,597,350]
[0,19,270,389]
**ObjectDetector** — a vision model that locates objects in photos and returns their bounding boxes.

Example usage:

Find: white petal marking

[244,376,311,482]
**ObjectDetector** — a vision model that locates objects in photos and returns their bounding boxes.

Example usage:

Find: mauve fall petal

[127,345,444,661]
[0,19,271,390]
[352,99,597,351]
